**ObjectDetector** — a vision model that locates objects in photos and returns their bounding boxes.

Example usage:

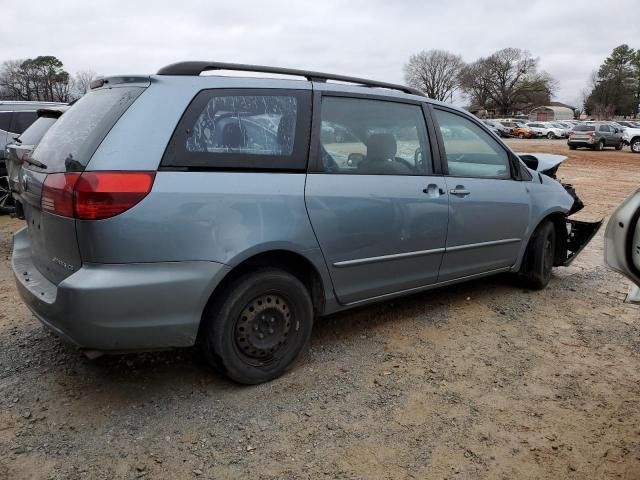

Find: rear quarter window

[162,89,312,170]
[31,86,144,172]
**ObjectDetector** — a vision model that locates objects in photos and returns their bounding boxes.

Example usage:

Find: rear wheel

[630,138,640,154]
[595,140,604,151]
[546,132,555,139]
[200,268,314,384]
[519,220,556,290]
[0,175,15,215]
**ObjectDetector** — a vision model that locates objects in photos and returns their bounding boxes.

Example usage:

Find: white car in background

[526,122,565,139]
[621,125,640,153]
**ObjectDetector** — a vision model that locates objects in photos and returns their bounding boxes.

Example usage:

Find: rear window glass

[18,116,58,145]
[31,86,143,172]
[187,96,297,156]
[162,89,311,170]
[11,111,38,134]
[574,125,595,132]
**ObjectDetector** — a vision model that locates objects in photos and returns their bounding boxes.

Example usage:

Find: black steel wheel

[0,175,15,215]
[200,268,314,384]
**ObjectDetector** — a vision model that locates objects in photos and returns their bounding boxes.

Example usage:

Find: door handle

[450,186,470,197]
[423,184,446,197]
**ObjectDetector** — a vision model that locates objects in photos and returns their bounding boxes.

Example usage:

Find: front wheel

[519,220,556,290]
[518,133,525,139]
[569,144,577,150]
[615,141,623,150]
[630,138,640,154]
[547,132,555,139]
[200,268,314,384]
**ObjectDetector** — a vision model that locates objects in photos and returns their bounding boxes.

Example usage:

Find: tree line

[584,44,640,119]
[404,48,554,116]
[0,56,96,102]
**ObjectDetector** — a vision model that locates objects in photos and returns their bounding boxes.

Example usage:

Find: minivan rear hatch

[19,82,146,284]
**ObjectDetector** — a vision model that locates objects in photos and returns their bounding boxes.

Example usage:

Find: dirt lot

[1,139,639,479]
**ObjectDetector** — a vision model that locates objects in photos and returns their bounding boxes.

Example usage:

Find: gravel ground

[1,139,639,479]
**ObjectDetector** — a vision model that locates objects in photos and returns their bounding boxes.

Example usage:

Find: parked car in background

[568,123,624,150]
[3,106,69,215]
[622,125,640,153]
[512,125,535,139]
[526,122,565,139]
[548,122,571,137]
[617,120,640,129]
[482,120,510,137]
[0,101,66,214]
[10,62,601,384]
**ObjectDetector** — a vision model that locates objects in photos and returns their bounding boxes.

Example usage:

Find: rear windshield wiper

[23,157,47,169]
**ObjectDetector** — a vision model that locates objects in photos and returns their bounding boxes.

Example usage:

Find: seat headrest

[365,133,397,161]
[277,113,296,153]
[221,122,245,149]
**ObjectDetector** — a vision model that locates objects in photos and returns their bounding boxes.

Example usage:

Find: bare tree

[0,56,71,102]
[459,48,554,115]
[72,70,97,98]
[403,50,464,101]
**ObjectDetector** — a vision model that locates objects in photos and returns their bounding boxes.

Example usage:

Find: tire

[595,140,604,151]
[569,144,577,150]
[200,268,314,384]
[519,220,556,290]
[0,175,15,215]
[630,138,640,154]
[615,141,623,150]
[546,132,555,139]
[518,133,525,139]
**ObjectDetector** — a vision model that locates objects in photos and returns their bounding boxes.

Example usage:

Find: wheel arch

[200,248,333,333]
[514,209,568,270]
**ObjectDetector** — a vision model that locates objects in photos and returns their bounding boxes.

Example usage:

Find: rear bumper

[568,139,595,147]
[11,227,230,351]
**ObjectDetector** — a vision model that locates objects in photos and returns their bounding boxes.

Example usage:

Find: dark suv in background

[1,101,67,214]
[568,123,624,150]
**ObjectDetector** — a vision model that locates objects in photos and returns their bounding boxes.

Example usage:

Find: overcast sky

[3,0,638,106]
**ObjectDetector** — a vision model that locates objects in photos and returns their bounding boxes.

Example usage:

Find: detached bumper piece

[560,219,603,266]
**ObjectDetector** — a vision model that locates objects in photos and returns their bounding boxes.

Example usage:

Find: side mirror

[346,152,364,167]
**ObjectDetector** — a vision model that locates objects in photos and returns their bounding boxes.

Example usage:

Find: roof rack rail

[156,61,425,97]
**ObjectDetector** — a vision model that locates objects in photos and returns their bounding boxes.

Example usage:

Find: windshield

[31,86,144,172]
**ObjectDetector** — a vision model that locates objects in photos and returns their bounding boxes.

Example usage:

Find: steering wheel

[393,157,418,173]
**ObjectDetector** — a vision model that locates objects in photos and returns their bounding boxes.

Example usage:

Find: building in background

[528,105,575,121]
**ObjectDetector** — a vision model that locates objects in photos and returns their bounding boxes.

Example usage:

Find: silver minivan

[11,62,601,383]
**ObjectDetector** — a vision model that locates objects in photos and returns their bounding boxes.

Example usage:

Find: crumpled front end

[519,152,603,267]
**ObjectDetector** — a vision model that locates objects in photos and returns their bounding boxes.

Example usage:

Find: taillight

[41,171,155,220]
[41,173,81,217]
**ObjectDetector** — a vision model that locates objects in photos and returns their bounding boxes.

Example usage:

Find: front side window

[434,109,511,179]
[163,89,311,170]
[319,97,431,175]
